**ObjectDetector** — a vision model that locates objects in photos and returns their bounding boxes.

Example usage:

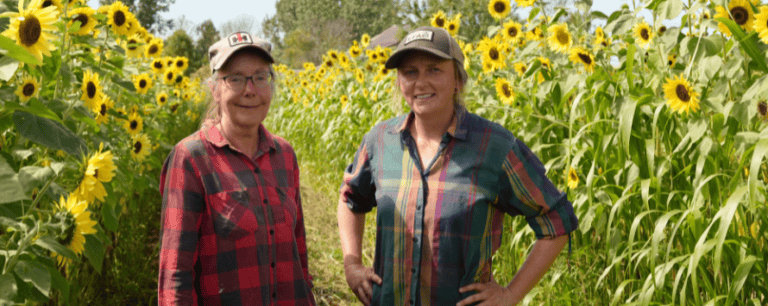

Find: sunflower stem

[23,171,57,218]
[2,224,39,275]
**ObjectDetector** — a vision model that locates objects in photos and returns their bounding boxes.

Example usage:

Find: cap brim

[212,45,274,72]
[384,47,452,69]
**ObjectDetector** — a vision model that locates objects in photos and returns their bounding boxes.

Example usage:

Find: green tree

[163,29,203,74]
[98,0,176,35]
[196,19,219,70]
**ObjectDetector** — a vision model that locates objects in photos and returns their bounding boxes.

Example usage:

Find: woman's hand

[456,281,518,306]
[344,263,382,306]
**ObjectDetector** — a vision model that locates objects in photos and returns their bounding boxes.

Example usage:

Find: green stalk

[2,224,39,275]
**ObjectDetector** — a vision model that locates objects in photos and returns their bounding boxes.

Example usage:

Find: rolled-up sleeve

[158,145,205,305]
[497,138,578,239]
[339,141,377,213]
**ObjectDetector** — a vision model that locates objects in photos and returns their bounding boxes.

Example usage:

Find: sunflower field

[0,0,206,303]
[266,0,768,304]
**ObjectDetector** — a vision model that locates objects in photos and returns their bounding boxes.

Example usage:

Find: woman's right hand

[344,263,382,306]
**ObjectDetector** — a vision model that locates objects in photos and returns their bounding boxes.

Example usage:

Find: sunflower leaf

[13,259,50,297]
[0,156,26,205]
[0,55,19,82]
[0,273,17,302]
[715,17,768,73]
[0,36,41,66]
[83,235,105,274]
[33,236,79,263]
[657,0,683,21]
[12,111,88,158]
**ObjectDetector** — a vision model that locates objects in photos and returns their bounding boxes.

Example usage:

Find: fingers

[366,269,383,285]
[356,286,370,306]
[458,282,485,294]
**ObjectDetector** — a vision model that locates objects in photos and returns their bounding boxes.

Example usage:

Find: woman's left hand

[456,281,518,306]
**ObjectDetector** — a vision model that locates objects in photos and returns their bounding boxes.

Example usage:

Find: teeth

[416,94,432,99]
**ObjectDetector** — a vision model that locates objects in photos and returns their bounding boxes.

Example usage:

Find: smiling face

[211,50,273,133]
[397,51,462,119]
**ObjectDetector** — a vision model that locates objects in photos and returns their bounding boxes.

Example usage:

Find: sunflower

[74,143,115,204]
[758,100,768,120]
[169,102,180,114]
[663,74,700,114]
[567,167,578,189]
[633,21,653,48]
[547,23,572,53]
[123,34,143,58]
[595,26,605,39]
[658,25,667,35]
[68,7,98,36]
[153,92,167,107]
[526,26,544,41]
[81,70,102,110]
[495,78,515,105]
[446,15,461,36]
[93,95,113,125]
[15,75,40,103]
[488,0,511,20]
[375,64,391,81]
[173,56,189,72]
[124,111,143,135]
[130,133,150,162]
[163,69,176,85]
[361,33,370,48]
[502,20,523,42]
[569,47,595,73]
[106,1,134,36]
[755,6,768,43]
[340,94,349,108]
[142,38,162,59]
[430,10,448,28]
[536,56,551,71]
[715,0,759,37]
[355,69,365,84]
[303,62,316,71]
[53,193,97,266]
[133,73,153,94]
[513,62,527,77]
[516,0,535,7]
[150,58,165,75]
[668,54,677,67]
[349,44,362,58]
[0,0,59,65]
[478,37,506,72]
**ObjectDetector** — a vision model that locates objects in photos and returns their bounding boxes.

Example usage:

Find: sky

[87,0,666,38]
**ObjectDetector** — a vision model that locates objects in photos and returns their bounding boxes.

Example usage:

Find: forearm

[505,234,569,303]
[337,198,366,265]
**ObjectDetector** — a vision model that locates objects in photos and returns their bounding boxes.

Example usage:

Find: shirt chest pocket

[209,190,259,240]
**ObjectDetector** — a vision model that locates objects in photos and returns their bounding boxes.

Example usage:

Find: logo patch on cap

[403,30,433,45]
[228,32,253,46]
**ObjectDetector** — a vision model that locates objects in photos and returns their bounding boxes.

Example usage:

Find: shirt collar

[204,122,275,154]
[390,105,468,140]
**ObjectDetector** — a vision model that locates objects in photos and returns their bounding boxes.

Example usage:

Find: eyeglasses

[219,72,273,91]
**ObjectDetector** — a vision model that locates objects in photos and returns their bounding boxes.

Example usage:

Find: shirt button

[271,262,275,268]
[254,168,261,174]
[269,229,274,235]
[411,267,416,273]
[412,237,417,242]
[272,292,276,298]
[263,199,268,204]
[409,299,414,305]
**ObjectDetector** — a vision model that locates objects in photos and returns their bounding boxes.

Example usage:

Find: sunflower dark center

[578,53,592,64]
[508,27,518,37]
[74,14,89,27]
[153,61,163,69]
[113,10,126,27]
[130,120,138,130]
[148,45,159,54]
[87,82,97,99]
[731,7,748,25]
[489,48,499,60]
[176,60,183,67]
[659,26,667,34]
[170,104,179,112]
[100,103,107,116]
[160,96,166,103]
[556,30,569,44]
[758,101,768,116]
[22,83,35,96]
[640,28,649,40]
[448,24,456,31]
[675,84,691,102]
[570,171,577,180]
[166,72,173,81]
[133,140,142,153]
[436,17,445,27]
[601,40,608,47]
[494,2,506,13]
[519,66,526,73]
[175,75,183,83]
[502,84,511,97]
[42,1,53,7]
[139,79,147,88]
[94,169,99,179]
[19,16,42,47]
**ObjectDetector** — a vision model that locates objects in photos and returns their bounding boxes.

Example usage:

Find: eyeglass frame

[217,71,274,92]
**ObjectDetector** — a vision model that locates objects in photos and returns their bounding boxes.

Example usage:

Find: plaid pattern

[340,107,578,306]
[159,123,315,306]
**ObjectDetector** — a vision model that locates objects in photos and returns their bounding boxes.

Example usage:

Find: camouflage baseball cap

[208,31,273,73]
[384,26,467,81]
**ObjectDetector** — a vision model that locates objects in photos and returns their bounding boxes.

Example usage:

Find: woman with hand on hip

[337,26,578,306]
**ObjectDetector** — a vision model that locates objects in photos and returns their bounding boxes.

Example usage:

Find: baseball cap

[208,31,273,73]
[384,26,467,81]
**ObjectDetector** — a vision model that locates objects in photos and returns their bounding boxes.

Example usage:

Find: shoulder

[269,133,297,157]
[363,114,407,143]
[168,129,206,160]
[460,111,517,149]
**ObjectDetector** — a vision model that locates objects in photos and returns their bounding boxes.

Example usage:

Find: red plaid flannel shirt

[158,123,315,306]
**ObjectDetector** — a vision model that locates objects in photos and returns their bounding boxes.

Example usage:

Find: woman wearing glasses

[158,32,316,305]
